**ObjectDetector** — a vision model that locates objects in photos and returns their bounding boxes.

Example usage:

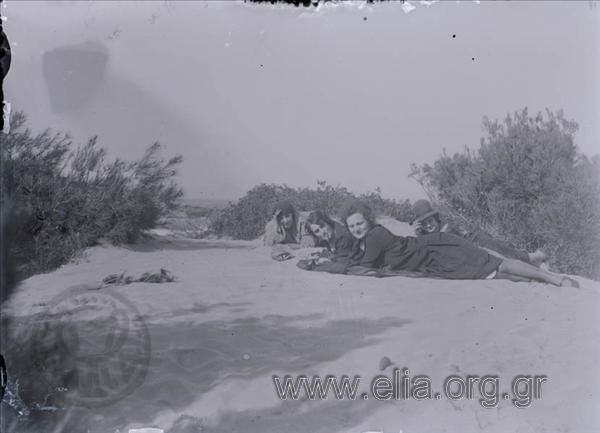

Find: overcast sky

[4,1,599,201]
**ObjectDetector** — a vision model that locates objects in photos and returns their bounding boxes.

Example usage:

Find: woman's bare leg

[497,258,576,287]
[494,271,533,283]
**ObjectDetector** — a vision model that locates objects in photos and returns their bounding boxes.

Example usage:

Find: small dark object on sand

[102,268,176,287]
[379,356,394,371]
[137,268,176,283]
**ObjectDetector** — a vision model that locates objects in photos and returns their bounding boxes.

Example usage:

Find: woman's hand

[308,248,331,260]
[414,222,428,236]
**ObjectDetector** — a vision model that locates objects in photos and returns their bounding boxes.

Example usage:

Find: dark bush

[410,108,600,280]
[1,112,183,280]
[210,180,412,240]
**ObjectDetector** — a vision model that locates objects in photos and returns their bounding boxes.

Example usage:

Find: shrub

[0,112,183,280]
[410,108,600,280]
[210,180,412,240]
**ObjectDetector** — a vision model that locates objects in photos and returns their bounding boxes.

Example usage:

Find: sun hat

[409,199,439,226]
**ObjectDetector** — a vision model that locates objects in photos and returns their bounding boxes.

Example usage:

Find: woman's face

[419,216,441,234]
[309,222,333,242]
[279,213,294,230]
[346,213,370,240]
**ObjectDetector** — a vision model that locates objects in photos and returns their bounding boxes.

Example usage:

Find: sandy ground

[2,219,599,433]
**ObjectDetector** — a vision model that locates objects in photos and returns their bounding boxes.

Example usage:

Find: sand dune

[2,222,599,433]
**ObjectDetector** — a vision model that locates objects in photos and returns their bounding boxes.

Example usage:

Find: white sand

[3,219,599,433]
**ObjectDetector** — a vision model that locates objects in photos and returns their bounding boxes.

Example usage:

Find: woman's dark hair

[305,210,336,236]
[339,199,376,228]
[274,200,298,237]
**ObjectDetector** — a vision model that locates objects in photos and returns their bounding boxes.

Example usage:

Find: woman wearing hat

[339,200,579,287]
[410,199,547,266]
[263,200,319,261]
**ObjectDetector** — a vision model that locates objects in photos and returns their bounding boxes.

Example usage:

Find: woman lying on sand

[410,199,547,266]
[304,211,355,259]
[298,210,427,278]
[338,200,579,287]
[297,210,366,274]
[263,200,319,261]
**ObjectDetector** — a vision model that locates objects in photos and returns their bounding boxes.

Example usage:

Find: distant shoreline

[182,197,233,209]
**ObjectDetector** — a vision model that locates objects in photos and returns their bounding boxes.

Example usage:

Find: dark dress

[416,220,531,263]
[358,225,503,280]
[322,222,356,259]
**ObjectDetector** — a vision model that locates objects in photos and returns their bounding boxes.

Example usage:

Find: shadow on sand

[1,306,410,433]
[121,236,258,253]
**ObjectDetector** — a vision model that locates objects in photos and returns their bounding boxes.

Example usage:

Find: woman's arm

[296,259,350,274]
[263,218,284,246]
